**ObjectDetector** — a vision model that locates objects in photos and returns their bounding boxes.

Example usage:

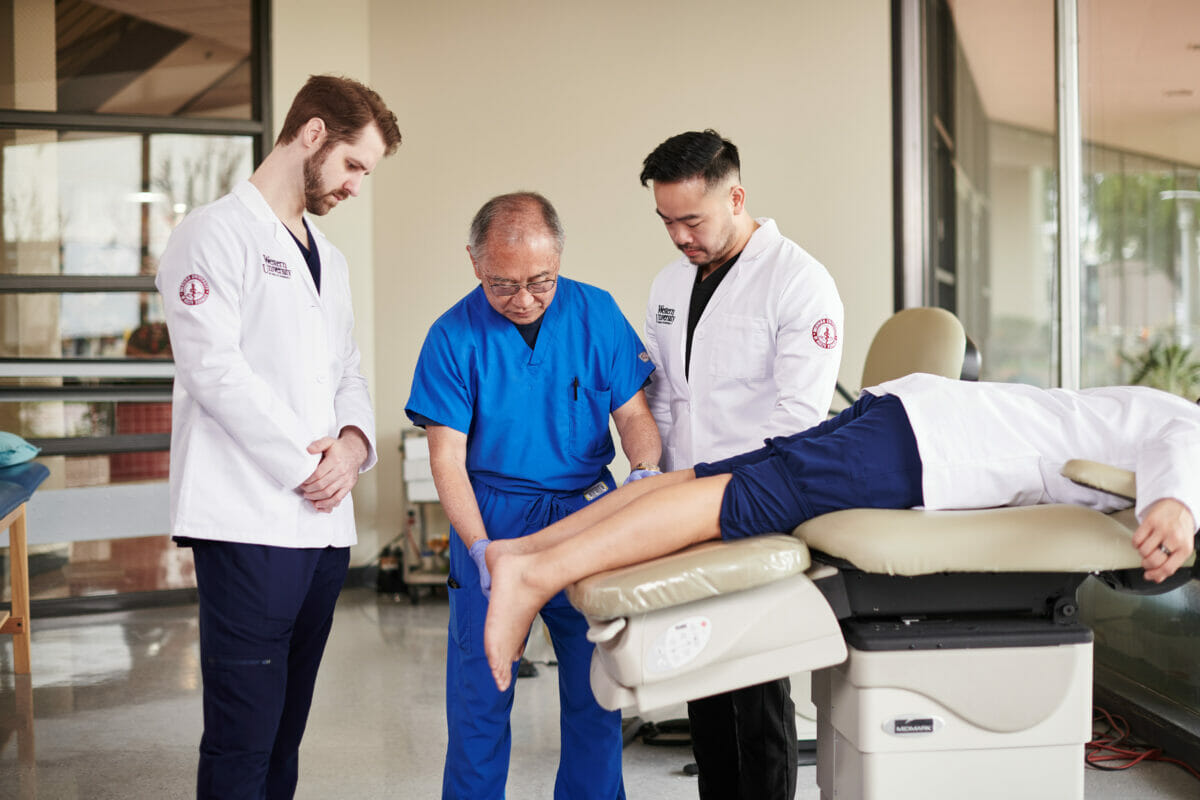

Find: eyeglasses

[486,277,557,297]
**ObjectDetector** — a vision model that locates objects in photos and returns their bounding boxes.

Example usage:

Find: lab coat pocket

[709,314,772,380]
[568,382,612,459]
[175,419,299,539]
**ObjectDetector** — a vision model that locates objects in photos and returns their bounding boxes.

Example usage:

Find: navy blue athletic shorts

[693,392,924,540]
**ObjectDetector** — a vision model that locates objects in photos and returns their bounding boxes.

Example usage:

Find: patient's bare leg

[490,469,697,559]
[484,474,731,690]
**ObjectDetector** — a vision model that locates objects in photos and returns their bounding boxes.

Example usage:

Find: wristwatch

[632,462,661,472]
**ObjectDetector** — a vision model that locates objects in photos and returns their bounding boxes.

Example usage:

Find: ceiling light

[126,191,166,204]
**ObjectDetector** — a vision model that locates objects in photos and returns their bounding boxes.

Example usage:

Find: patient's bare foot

[484,551,553,692]
[486,537,516,562]
[486,534,537,559]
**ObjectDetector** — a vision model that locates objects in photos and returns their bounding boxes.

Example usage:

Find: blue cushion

[0,481,27,520]
[0,461,49,496]
[0,432,39,467]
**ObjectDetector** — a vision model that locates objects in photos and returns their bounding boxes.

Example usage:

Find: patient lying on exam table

[482,372,1200,690]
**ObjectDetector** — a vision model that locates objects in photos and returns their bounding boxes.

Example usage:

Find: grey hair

[468,191,565,264]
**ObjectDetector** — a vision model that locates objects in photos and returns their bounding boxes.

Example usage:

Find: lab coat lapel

[233,181,322,304]
[269,223,321,303]
[681,257,743,374]
[300,217,329,304]
[690,218,772,328]
[694,259,742,323]
[673,267,695,376]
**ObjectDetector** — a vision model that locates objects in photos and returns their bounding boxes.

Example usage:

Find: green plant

[1121,338,1200,400]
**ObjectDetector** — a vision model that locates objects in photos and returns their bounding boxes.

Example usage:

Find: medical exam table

[567,459,1195,799]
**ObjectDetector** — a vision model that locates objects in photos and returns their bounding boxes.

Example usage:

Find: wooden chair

[0,461,49,674]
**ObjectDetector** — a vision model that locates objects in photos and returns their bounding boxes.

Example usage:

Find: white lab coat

[156,180,377,547]
[644,219,843,471]
[872,373,1200,527]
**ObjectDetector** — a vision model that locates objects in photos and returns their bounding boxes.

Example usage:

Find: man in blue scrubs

[406,191,661,800]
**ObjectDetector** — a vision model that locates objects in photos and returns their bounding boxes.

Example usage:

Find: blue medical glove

[622,468,661,486]
[469,539,491,599]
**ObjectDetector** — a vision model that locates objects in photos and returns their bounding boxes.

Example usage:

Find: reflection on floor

[1,588,1198,799]
[3,535,196,603]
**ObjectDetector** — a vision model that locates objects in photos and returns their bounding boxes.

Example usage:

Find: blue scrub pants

[442,476,626,800]
[695,392,925,539]
[190,540,349,800]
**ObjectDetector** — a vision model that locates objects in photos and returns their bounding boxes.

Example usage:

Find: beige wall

[281,0,896,564]
[273,0,382,562]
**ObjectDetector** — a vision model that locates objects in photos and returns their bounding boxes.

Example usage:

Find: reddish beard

[302,144,342,215]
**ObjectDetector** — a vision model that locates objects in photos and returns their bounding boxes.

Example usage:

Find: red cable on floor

[1087,707,1200,783]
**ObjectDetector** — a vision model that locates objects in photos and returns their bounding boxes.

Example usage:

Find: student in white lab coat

[156,75,401,800]
[481,372,1200,688]
[639,129,844,800]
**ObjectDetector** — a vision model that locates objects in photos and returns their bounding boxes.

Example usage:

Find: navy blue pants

[190,540,349,800]
[695,393,925,539]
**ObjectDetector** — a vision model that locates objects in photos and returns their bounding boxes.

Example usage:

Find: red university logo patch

[812,318,838,349]
[180,274,210,306]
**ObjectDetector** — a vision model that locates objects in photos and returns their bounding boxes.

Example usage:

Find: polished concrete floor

[17,535,196,602]
[1,587,1198,799]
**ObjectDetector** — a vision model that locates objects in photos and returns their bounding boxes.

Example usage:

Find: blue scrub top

[406,277,655,494]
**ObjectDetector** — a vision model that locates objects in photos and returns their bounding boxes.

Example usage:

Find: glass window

[1,0,253,118]
[1,0,265,601]
[929,1,1200,388]
[0,292,167,359]
[1081,153,1195,390]
[0,393,172,487]
[0,398,116,439]
[2,130,253,277]
[904,0,1200,744]
[1075,0,1200,723]
[930,0,1059,384]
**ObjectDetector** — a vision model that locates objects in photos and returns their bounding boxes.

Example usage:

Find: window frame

[0,0,271,543]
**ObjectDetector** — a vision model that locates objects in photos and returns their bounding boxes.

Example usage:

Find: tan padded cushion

[567,535,809,620]
[1061,459,1137,501]
[793,505,1160,575]
[860,307,966,386]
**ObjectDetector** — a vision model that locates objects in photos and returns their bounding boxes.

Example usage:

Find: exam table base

[814,640,1092,800]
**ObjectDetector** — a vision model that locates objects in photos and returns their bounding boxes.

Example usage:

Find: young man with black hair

[638,129,844,800]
